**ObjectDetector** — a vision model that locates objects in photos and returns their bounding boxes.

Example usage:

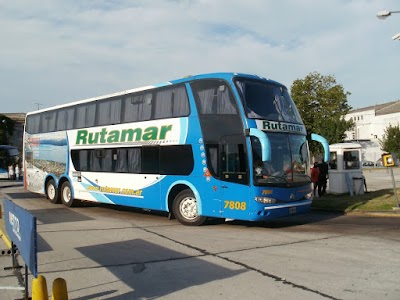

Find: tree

[0,114,15,144]
[290,72,354,155]
[379,125,400,158]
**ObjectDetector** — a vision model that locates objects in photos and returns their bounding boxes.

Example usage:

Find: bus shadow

[5,191,43,199]
[89,203,342,229]
[218,211,344,229]
[31,208,94,225]
[76,239,245,299]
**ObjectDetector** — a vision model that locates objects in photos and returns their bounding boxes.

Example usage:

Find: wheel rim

[48,184,56,200]
[179,196,198,220]
[63,186,71,203]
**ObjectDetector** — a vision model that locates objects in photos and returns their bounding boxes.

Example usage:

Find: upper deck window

[235,78,303,124]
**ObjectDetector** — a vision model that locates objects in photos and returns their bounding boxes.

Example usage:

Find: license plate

[289,207,296,214]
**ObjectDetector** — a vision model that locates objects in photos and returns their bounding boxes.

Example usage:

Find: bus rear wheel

[46,179,60,204]
[61,181,77,207]
[172,190,206,226]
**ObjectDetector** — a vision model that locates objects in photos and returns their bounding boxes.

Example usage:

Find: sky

[0,0,399,113]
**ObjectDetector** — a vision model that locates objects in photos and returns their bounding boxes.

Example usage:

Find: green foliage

[290,72,354,155]
[0,114,15,144]
[311,188,399,212]
[379,125,400,157]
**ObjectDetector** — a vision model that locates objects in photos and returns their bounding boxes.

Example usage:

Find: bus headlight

[305,192,313,200]
[255,197,277,204]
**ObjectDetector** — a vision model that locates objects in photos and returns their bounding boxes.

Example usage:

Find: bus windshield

[235,78,303,124]
[252,133,311,187]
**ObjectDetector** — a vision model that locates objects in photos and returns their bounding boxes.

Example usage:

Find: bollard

[32,275,48,300]
[52,277,68,300]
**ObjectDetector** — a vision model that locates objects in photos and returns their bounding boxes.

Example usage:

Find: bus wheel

[172,190,206,226]
[46,179,60,204]
[61,181,76,207]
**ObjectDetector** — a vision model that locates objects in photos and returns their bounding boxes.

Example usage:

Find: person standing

[311,162,320,196]
[9,163,15,180]
[318,159,329,196]
[15,164,20,181]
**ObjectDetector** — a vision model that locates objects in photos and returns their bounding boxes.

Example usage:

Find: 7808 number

[224,201,247,210]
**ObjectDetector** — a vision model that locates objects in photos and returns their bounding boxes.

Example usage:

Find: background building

[344,100,400,163]
[1,113,26,154]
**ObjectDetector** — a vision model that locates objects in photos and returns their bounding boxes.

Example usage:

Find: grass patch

[311,188,400,212]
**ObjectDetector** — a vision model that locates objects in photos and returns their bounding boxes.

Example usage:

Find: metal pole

[24,264,29,300]
[11,241,16,268]
[390,168,399,207]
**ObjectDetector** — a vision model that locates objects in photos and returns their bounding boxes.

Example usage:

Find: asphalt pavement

[0,168,400,300]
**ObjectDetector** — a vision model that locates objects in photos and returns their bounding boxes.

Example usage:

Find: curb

[0,183,24,189]
[344,211,400,217]
[0,219,12,249]
[311,207,400,217]
[0,204,12,249]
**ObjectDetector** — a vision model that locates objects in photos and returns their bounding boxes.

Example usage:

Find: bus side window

[41,111,56,133]
[127,148,141,173]
[97,98,122,126]
[57,107,75,131]
[153,86,190,119]
[26,114,40,134]
[142,147,159,174]
[220,143,247,184]
[71,150,89,171]
[172,86,190,117]
[123,93,152,123]
[101,149,113,172]
[154,89,173,119]
[115,149,128,172]
[206,145,219,178]
[75,103,96,129]
[159,145,194,175]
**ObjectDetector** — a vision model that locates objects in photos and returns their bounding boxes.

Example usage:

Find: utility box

[328,143,364,195]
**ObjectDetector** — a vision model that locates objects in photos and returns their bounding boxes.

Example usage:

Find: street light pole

[377,10,400,19]
[377,10,400,41]
[392,33,400,41]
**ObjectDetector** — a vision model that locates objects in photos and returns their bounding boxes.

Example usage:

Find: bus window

[220,143,247,184]
[97,98,122,126]
[41,111,56,133]
[75,103,96,128]
[235,79,303,124]
[123,93,152,122]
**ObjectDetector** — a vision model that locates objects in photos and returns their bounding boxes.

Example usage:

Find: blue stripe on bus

[179,118,188,144]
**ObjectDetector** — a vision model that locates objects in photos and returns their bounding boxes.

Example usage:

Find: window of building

[343,150,360,170]
[329,151,337,169]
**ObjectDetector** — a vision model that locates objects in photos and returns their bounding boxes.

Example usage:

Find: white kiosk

[328,143,364,195]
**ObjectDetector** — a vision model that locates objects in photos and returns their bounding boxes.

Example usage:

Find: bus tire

[60,181,77,207]
[46,179,60,204]
[172,190,206,226]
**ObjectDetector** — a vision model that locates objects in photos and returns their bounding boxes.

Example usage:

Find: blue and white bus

[24,72,329,225]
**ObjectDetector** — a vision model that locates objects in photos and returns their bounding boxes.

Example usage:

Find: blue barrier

[3,198,37,278]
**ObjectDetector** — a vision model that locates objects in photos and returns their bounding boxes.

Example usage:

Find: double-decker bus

[0,145,19,179]
[24,72,329,225]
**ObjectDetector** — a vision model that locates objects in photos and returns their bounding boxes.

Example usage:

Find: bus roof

[0,145,18,150]
[26,72,285,116]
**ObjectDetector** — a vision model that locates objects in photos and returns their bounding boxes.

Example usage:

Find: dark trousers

[318,177,327,196]
[313,182,318,196]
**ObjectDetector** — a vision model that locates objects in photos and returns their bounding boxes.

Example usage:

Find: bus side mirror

[310,133,330,162]
[382,153,395,167]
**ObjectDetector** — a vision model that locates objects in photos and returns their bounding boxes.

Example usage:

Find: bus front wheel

[46,179,60,204]
[61,181,77,207]
[172,190,206,226]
